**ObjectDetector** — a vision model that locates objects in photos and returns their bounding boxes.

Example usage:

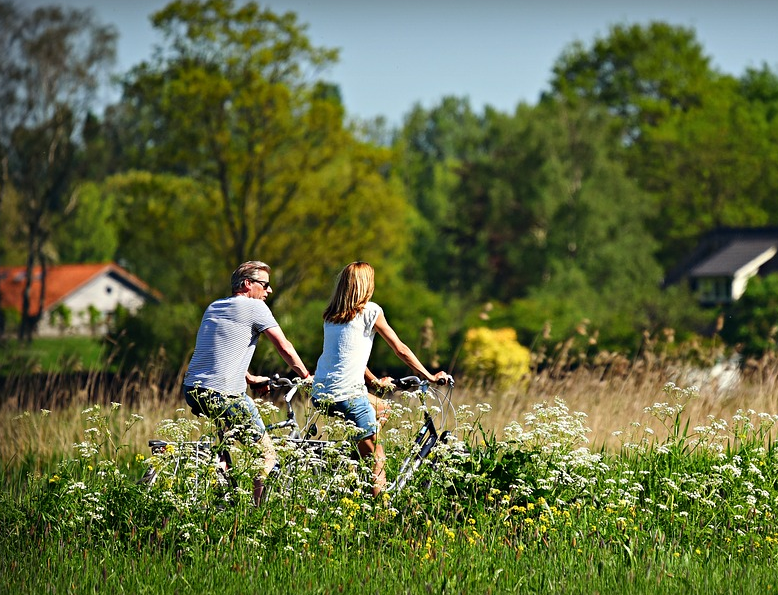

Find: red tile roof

[0,263,159,316]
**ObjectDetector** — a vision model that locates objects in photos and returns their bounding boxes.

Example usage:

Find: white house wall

[731,246,778,300]
[37,272,148,337]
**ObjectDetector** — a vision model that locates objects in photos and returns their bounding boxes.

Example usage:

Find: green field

[1,336,111,373]
[3,381,778,594]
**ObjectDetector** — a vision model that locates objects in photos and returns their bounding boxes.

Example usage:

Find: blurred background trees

[0,1,116,340]
[2,0,778,374]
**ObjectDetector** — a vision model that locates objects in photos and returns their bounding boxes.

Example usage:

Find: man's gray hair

[231,260,271,293]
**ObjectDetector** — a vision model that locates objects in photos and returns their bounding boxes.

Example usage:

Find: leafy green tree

[103,170,223,303]
[637,77,778,264]
[740,64,778,122]
[395,97,487,290]
[52,182,119,263]
[547,23,778,273]
[547,21,714,143]
[115,0,411,305]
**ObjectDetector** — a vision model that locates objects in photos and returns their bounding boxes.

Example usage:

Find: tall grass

[3,384,778,593]
[4,347,778,472]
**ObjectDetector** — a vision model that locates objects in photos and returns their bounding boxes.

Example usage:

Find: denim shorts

[312,394,377,441]
[183,385,266,442]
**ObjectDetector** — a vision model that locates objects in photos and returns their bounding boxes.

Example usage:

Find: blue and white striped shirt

[183,295,278,395]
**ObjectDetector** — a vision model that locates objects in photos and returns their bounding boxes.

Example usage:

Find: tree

[720,274,778,360]
[547,22,778,273]
[0,1,116,340]
[547,21,714,144]
[51,181,119,263]
[637,76,778,265]
[395,97,487,290]
[116,0,411,306]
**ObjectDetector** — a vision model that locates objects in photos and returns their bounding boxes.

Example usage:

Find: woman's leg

[325,396,386,495]
[356,434,386,497]
[367,393,391,431]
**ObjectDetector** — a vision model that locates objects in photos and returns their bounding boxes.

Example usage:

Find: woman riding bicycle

[311,261,450,496]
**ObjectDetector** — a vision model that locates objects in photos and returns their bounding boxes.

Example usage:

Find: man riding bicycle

[182,260,311,505]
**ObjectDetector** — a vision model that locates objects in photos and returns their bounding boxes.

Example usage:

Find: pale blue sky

[25,0,778,126]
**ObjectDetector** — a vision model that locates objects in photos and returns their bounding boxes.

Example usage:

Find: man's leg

[253,431,278,506]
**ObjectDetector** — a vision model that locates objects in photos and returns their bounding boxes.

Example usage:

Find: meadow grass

[3,355,778,594]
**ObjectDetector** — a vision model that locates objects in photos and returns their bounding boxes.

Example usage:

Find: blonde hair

[231,260,270,294]
[323,262,375,324]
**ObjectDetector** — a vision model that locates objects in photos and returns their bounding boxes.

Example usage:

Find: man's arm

[263,326,311,378]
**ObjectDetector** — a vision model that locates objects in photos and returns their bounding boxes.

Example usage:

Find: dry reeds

[459,345,778,450]
[3,345,778,471]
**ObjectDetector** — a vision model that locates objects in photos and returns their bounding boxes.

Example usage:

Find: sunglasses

[250,279,271,289]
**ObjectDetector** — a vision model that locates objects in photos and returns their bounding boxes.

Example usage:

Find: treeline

[2,1,778,374]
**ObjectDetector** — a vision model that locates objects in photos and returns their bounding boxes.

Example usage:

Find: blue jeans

[312,394,378,441]
[183,385,266,442]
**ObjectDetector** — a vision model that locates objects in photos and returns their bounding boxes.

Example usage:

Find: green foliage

[106,0,415,324]
[547,22,778,272]
[720,273,778,358]
[104,170,225,303]
[48,304,72,335]
[548,21,715,142]
[460,327,531,390]
[107,301,202,371]
[51,182,119,263]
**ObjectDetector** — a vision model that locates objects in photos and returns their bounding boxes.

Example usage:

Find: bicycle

[138,377,308,506]
[265,374,458,496]
[384,375,456,493]
[139,375,457,505]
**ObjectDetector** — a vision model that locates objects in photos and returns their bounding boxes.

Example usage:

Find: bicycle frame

[386,376,455,493]
[139,438,235,503]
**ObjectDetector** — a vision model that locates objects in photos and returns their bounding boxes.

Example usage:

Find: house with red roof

[0,263,161,337]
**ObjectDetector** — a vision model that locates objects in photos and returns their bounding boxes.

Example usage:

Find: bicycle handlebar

[394,375,455,389]
[267,375,294,389]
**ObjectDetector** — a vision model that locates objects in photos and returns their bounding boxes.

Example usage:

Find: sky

[24,0,778,126]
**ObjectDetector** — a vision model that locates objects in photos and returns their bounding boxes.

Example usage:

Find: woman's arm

[373,312,449,383]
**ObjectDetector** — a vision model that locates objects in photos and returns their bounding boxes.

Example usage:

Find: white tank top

[313,302,382,402]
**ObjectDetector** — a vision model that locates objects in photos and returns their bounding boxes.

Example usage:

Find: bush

[720,273,778,359]
[459,327,531,390]
[107,301,201,372]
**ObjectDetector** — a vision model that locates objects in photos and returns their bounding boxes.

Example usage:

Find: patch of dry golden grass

[3,352,778,473]
[460,353,778,450]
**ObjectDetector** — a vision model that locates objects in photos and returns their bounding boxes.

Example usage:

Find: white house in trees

[0,263,160,337]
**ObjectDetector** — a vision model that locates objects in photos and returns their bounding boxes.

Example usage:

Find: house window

[106,285,113,294]
[697,277,731,303]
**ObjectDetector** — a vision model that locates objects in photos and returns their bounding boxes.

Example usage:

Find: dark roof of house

[663,226,778,286]
[690,239,778,277]
[0,263,161,316]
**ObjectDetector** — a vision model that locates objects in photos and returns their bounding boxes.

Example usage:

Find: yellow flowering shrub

[460,327,531,390]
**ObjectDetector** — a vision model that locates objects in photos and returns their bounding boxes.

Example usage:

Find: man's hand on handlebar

[246,372,272,396]
[370,376,396,394]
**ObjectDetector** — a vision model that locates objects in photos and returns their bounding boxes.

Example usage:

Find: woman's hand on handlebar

[430,371,454,385]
